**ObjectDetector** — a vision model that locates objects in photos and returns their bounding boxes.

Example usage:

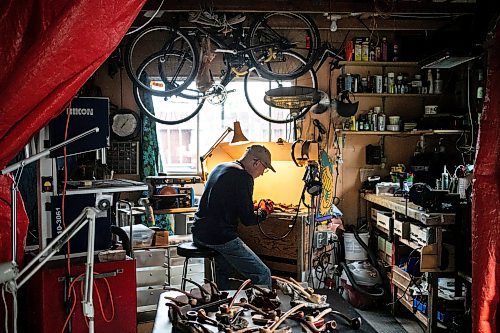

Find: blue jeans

[193,237,271,290]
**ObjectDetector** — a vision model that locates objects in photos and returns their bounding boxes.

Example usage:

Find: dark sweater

[192,162,259,244]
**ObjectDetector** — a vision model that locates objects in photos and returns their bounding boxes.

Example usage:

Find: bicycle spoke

[244,51,318,123]
[125,26,199,96]
[248,12,320,80]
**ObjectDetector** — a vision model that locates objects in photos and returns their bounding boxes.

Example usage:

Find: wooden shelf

[154,207,197,214]
[337,129,467,136]
[399,296,448,330]
[399,237,421,251]
[361,193,456,226]
[350,93,440,97]
[337,130,431,136]
[339,61,418,67]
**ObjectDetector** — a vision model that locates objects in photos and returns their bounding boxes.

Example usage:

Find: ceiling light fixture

[324,14,342,32]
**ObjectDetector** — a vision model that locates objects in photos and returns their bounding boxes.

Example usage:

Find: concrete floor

[355,307,424,333]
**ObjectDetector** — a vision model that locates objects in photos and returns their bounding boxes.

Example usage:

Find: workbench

[152,288,377,333]
[361,193,457,332]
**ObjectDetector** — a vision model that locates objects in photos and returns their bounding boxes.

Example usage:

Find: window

[151,79,290,174]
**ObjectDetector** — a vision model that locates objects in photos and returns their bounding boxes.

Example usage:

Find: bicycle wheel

[134,52,234,125]
[247,12,320,80]
[133,52,204,125]
[125,25,199,96]
[244,51,318,123]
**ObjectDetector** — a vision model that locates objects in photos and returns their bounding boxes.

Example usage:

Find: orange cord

[60,272,115,333]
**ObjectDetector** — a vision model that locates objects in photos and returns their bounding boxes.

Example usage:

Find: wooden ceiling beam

[141,0,477,14]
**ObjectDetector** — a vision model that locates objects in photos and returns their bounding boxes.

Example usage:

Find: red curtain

[0,0,146,263]
[472,25,500,333]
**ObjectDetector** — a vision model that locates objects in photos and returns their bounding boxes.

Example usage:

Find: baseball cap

[246,145,276,172]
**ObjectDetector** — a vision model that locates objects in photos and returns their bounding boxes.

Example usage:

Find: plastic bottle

[381,37,388,62]
[345,73,353,92]
[392,41,399,62]
[375,46,381,61]
[427,69,434,94]
[442,165,449,190]
[377,109,386,131]
[434,69,443,94]
[369,42,376,61]
[387,72,395,94]
[361,38,369,62]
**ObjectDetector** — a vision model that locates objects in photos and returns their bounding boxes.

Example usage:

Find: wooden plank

[362,193,455,226]
[142,0,477,14]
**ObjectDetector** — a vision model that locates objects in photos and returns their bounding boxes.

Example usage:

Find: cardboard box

[154,230,169,246]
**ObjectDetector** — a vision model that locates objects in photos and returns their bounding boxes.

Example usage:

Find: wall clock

[110,109,140,140]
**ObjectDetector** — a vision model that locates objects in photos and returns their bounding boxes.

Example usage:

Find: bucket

[344,232,369,261]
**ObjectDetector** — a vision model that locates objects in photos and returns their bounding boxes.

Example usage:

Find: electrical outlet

[314,232,326,248]
[314,231,337,248]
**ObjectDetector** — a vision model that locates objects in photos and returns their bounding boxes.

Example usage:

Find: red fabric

[472,25,500,333]
[0,0,146,263]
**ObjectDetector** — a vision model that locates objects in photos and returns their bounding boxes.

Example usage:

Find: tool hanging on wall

[335,90,359,117]
[291,140,319,167]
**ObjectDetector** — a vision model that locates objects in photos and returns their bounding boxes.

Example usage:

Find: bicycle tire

[244,51,318,124]
[125,25,199,97]
[133,52,204,125]
[247,12,320,80]
[133,52,234,125]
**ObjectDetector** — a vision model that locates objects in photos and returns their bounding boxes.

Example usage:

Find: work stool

[176,242,217,291]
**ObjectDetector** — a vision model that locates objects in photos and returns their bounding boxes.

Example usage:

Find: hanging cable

[125,0,165,35]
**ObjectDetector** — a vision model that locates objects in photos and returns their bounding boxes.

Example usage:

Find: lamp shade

[231,121,249,144]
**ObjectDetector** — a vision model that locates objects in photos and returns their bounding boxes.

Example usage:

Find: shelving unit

[336,129,466,136]
[340,61,419,67]
[348,93,440,97]
[361,193,459,332]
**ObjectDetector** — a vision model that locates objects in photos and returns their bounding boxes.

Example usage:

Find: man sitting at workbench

[192,145,275,290]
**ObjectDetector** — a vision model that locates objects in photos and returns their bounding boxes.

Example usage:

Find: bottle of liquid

[369,42,376,61]
[361,38,369,62]
[392,41,399,61]
[345,73,353,92]
[387,72,395,94]
[434,69,443,94]
[442,165,449,190]
[381,37,388,62]
[375,46,381,61]
[427,69,434,94]
[377,109,386,131]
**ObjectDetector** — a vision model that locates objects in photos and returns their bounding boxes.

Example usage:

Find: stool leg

[209,257,216,284]
[181,257,189,291]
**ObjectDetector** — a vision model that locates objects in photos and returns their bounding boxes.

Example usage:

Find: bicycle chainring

[206,83,227,105]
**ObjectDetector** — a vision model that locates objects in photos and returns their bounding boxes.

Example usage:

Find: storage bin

[394,218,410,239]
[344,232,370,260]
[410,224,420,244]
[376,211,392,230]
[136,266,167,287]
[371,208,390,221]
[134,248,167,268]
[121,224,155,247]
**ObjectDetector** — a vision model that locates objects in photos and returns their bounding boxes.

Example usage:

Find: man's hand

[257,199,274,217]
[257,208,268,220]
